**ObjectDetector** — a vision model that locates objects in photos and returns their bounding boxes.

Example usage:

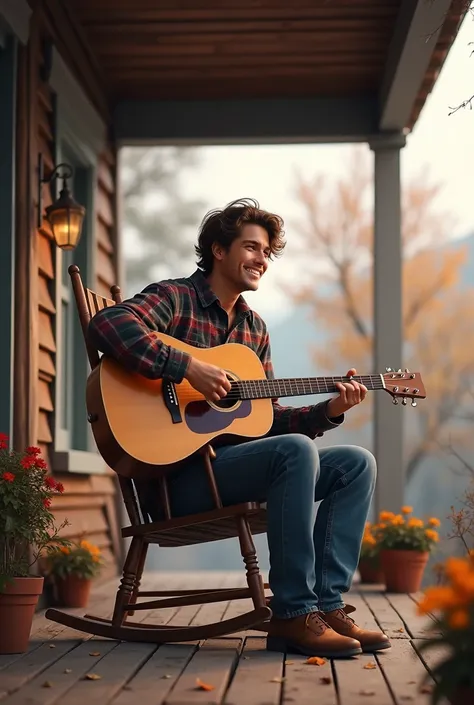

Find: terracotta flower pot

[381,549,429,593]
[0,576,44,654]
[56,575,92,608]
[358,559,385,584]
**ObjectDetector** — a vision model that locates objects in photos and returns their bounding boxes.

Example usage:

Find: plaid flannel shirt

[88,269,343,439]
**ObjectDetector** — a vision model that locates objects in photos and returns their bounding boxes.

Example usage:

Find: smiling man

[88,198,390,658]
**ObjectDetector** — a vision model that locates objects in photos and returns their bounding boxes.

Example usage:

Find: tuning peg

[404,368,410,373]
[385,367,392,372]
[411,399,417,407]
[392,397,398,405]
[402,398,407,406]
[397,369,402,374]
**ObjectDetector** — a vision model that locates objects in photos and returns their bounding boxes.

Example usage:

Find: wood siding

[14,4,121,586]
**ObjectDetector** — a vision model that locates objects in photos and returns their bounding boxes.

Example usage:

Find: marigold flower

[425,529,439,542]
[363,534,377,546]
[449,609,470,630]
[428,517,440,527]
[391,514,405,526]
[417,585,462,614]
[408,518,424,528]
[401,506,413,514]
[2,471,14,482]
[60,546,70,555]
[379,511,395,522]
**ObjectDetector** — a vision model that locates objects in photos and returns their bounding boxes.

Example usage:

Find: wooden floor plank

[166,638,242,705]
[345,593,383,631]
[0,641,81,701]
[2,640,119,705]
[282,653,337,705]
[46,641,156,705]
[110,644,196,705]
[360,591,409,639]
[376,639,436,705]
[384,594,439,639]
[333,652,395,705]
[223,637,283,705]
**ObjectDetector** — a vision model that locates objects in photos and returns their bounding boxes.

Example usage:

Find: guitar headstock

[382,368,426,406]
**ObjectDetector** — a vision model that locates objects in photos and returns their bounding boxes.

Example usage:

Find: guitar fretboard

[231,375,385,400]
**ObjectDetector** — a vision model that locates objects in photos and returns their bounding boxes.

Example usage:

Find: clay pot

[56,575,92,608]
[358,559,385,584]
[381,549,429,593]
[0,576,44,653]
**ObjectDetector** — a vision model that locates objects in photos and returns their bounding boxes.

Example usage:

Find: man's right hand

[184,357,231,402]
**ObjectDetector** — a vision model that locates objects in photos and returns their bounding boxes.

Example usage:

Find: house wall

[12,1,122,583]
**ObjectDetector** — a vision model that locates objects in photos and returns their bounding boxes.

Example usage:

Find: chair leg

[112,536,143,626]
[235,515,266,610]
[126,542,149,617]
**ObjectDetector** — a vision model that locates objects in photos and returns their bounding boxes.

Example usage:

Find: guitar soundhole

[213,396,239,410]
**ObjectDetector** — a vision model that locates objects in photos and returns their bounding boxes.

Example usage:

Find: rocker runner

[88,198,390,658]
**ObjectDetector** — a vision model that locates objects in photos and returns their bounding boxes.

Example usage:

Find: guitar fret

[234,375,385,400]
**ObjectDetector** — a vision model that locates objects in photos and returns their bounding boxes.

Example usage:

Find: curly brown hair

[195,198,286,275]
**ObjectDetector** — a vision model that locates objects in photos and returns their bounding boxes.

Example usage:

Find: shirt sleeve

[87,283,191,382]
[257,329,344,439]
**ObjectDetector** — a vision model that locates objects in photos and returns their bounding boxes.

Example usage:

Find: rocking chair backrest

[68,264,123,369]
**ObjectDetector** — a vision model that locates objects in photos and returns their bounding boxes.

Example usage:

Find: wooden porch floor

[0,572,448,705]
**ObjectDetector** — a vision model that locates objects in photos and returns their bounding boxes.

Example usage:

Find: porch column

[370,133,406,515]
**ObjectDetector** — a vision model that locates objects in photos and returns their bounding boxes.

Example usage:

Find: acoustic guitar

[86,333,426,467]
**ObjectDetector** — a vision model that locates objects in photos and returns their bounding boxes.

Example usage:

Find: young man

[88,198,390,658]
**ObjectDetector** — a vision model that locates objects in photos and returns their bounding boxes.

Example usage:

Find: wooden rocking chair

[45,265,272,642]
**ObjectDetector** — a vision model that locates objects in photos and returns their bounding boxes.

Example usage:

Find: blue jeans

[159,434,377,618]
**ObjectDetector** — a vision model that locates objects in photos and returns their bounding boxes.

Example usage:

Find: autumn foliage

[289,147,474,480]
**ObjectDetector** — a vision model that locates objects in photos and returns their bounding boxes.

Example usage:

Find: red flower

[43,498,52,508]
[2,471,14,483]
[21,455,36,469]
[36,458,47,470]
[0,432,8,450]
[26,446,41,456]
[45,476,57,489]
[55,482,65,494]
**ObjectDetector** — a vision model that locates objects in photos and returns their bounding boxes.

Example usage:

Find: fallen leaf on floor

[284,660,294,665]
[363,662,377,669]
[320,676,332,685]
[270,676,285,683]
[48,644,56,649]
[396,628,405,633]
[42,681,53,688]
[89,651,101,657]
[161,674,172,679]
[359,690,375,696]
[84,673,102,681]
[400,696,414,701]
[420,685,434,694]
[196,678,215,691]
[64,669,72,674]
[305,656,326,666]
[243,656,250,660]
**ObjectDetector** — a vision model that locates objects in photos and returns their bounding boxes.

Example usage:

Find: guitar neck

[233,375,385,400]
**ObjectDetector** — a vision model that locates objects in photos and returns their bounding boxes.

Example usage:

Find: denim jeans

[154,434,377,619]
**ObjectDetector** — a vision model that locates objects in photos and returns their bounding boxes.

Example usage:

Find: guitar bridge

[162,380,182,424]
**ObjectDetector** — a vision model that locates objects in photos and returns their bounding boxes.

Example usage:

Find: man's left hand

[326,368,368,419]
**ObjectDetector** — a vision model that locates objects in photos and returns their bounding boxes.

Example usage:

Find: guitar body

[86,333,274,466]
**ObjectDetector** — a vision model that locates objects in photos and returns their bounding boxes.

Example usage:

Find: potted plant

[358,521,384,583]
[0,434,67,654]
[48,539,103,607]
[417,554,474,704]
[374,506,440,593]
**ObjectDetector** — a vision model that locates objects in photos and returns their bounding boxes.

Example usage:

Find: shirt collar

[190,269,251,316]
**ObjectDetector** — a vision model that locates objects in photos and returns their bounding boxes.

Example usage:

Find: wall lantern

[38,153,86,250]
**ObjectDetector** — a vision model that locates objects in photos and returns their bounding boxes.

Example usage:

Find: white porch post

[370,133,406,514]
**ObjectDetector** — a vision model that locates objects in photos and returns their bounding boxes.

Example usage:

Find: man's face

[216,224,270,293]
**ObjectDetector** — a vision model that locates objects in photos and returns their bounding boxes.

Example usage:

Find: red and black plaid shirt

[88,269,343,438]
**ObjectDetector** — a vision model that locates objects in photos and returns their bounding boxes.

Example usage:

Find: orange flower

[449,609,470,629]
[379,511,395,522]
[391,514,405,526]
[408,518,424,528]
[428,517,440,527]
[424,529,439,542]
[60,546,70,555]
[417,586,463,614]
[401,506,413,514]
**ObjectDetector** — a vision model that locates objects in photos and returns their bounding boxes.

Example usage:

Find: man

[88,198,390,658]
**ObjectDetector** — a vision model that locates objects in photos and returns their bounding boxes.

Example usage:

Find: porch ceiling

[62,0,466,143]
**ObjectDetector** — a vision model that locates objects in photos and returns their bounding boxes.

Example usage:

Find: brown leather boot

[322,607,391,652]
[266,610,362,658]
